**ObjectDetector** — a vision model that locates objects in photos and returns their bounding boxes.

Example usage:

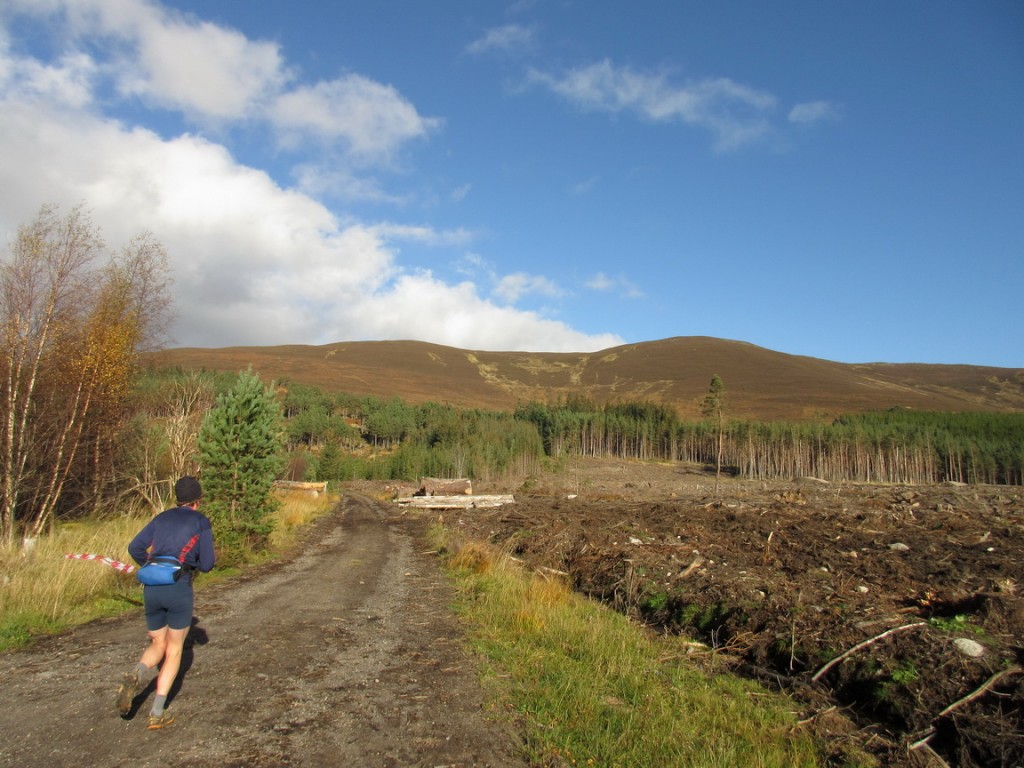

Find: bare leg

[139,627,169,672]
[151,626,189,697]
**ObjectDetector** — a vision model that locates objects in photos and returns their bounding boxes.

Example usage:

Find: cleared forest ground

[448,458,1024,767]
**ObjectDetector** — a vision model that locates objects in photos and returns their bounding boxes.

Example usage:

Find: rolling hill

[148,336,1024,420]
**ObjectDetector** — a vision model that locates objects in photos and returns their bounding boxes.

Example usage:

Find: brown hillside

[148,336,1024,420]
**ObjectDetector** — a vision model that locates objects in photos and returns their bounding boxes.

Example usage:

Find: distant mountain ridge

[150,336,1024,420]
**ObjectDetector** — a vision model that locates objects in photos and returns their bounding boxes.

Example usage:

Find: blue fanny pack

[136,556,182,586]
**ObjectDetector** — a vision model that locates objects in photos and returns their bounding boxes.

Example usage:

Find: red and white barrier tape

[64,553,136,574]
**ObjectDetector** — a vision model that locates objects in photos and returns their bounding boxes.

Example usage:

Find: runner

[116,476,215,729]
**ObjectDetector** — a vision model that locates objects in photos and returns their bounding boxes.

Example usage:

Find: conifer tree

[701,374,727,492]
[198,369,284,559]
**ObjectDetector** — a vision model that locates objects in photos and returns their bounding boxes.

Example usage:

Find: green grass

[438,536,824,768]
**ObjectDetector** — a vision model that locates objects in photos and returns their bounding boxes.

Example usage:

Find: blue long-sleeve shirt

[128,506,215,573]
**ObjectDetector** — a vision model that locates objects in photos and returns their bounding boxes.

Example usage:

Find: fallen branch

[677,556,704,579]
[795,705,836,727]
[909,667,1019,757]
[811,621,927,683]
[906,666,1023,757]
[936,665,1022,719]
[536,565,569,579]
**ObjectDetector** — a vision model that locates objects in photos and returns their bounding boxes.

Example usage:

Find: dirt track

[0,495,525,768]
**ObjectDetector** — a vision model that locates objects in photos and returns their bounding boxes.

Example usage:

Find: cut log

[395,494,514,509]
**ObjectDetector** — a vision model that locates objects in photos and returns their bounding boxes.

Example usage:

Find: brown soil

[0,495,525,768]
[457,458,1024,767]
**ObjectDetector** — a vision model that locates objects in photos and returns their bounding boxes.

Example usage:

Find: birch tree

[0,204,171,546]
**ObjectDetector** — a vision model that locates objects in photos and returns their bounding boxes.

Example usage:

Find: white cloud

[586,272,643,299]
[120,8,286,119]
[0,51,98,107]
[466,24,537,56]
[492,272,563,304]
[789,100,840,124]
[368,223,473,248]
[0,3,621,353]
[12,0,288,120]
[347,273,621,352]
[450,253,566,306]
[8,0,437,164]
[292,163,406,205]
[528,59,777,150]
[586,272,615,291]
[270,75,442,162]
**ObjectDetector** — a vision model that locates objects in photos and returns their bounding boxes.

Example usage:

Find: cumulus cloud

[7,0,437,155]
[0,0,621,353]
[347,273,620,352]
[528,59,778,150]
[119,9,287,119]
[9,0,288,120]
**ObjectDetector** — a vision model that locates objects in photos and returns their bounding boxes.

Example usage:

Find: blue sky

[1,1,1021,366]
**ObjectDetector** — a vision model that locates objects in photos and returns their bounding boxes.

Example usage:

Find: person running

[116,475,215,729]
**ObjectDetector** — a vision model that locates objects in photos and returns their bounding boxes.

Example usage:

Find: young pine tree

[701,374,727,493]
[198,369,284,560]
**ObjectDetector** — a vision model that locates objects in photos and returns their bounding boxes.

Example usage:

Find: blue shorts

[143,577,194,631]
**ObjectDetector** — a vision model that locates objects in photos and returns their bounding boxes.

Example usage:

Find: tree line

[511,398,1024,486]
[279,384,1023,487]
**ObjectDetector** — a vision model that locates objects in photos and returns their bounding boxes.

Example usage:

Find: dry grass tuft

[449,540,496,574]
[268,489,339,548]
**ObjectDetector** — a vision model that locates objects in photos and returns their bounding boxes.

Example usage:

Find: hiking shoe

[147,712,175,730]
[116,672,139,716]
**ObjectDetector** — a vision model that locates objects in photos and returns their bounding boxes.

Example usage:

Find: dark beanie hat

[175,475,203,504]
